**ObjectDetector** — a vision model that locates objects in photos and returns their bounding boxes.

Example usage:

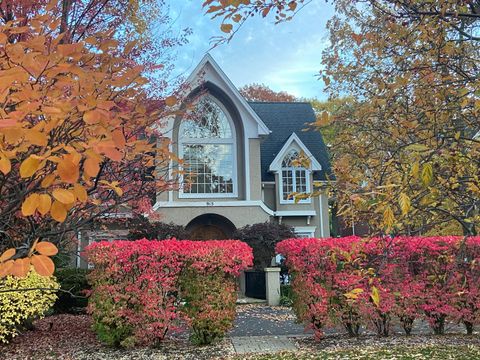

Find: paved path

[230,304,310,337]
[231,335,298,354]
[229,304,309,354]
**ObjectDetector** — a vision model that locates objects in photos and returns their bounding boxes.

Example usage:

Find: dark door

[245,270,266,299]
[190,225,227,240]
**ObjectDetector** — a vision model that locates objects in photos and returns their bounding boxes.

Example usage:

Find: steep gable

[186,54,270,138]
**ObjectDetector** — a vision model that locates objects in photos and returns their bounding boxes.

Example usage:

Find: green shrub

[53,268,90,314]
[180,268,237,345]
[0,270,59,343]
[91,298,135,348]
[280,284,294,307]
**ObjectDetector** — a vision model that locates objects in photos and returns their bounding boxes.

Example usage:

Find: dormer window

[268,133,322,205]
[179,97,237,197]
[280,149,310,203]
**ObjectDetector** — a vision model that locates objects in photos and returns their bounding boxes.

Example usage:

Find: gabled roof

[269,132,322,172]
[186,54,271,136]
[248,101,333,181]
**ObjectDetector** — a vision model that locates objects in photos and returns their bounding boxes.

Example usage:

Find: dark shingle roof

[248,101,333,181]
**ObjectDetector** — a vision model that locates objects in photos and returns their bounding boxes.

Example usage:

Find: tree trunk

[464,321,474,335]
[431,315,446,335]
[401,316,415,336]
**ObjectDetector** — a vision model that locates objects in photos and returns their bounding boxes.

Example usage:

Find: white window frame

[279,149,311,204]
[294,226,316,238]
[178,96,238,199]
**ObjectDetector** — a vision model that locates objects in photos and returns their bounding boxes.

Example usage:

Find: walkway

[231,304,308,337]
[230,304,310,354]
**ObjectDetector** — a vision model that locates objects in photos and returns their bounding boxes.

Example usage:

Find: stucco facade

[153,54,332,239]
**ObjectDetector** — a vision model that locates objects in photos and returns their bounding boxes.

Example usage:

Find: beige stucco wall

[319,190,330,237]
[249,138,262,200]
[265,173,330,238]
[262,183,276,210]
[157,205,272,229]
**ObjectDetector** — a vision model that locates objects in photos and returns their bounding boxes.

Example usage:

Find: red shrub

[85,239,252,347]
[277,236,480,339]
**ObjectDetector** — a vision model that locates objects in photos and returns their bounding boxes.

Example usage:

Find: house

[153,54,332,239]
[76,54,333,267]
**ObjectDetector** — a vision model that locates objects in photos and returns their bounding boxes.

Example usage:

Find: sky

[167,1,335,100]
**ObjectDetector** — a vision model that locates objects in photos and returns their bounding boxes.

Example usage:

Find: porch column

[264,267,281,306]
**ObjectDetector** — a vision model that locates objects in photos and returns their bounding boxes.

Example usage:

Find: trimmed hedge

[85,239,252,347]
[277,236,480,339]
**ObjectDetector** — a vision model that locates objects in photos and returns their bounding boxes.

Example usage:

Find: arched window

[179,97,236,197]
[281,149,310,203]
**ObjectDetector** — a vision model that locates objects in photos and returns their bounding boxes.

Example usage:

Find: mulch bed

[1,307,479,359]
[0,314,235,360]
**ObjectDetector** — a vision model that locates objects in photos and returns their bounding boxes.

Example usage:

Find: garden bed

[0,314,234,360]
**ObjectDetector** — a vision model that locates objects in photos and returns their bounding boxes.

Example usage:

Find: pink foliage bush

[85,239,252,347]
[276,236,480,339]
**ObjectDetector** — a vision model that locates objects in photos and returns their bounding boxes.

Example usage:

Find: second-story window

[179,97,236,197]
[281,149,309,203]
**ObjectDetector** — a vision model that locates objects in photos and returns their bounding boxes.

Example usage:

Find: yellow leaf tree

[206,0,480,236]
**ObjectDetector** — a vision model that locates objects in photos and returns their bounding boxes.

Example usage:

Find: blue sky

[168,1,334,100]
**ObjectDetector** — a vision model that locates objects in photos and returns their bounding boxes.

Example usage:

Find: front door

[189,225,227,240]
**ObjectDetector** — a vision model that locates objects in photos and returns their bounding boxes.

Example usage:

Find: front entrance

[186,213,236,240]
[190,225,227,240]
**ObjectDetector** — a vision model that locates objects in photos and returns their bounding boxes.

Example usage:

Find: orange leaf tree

[0,1,186,276]
[239,83,297,102]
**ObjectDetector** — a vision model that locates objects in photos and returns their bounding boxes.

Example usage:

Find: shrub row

[85,239,252,347]
[277,236,480,339]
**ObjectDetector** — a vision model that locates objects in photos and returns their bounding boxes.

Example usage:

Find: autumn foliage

[0,2,181,277]
[85,239,252,347]
[0,241,58,278]
[239,83,297,102]
[0,269,59,343]
[277,236,480,339]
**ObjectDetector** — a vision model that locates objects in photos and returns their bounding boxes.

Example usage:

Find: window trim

[279,149,311,204]
[279,167,311,204]
[294,226,316,238]
[178,96,238,199]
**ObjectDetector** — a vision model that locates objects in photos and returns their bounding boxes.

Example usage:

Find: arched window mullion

[280,149,310,204]
[179,96,237,198]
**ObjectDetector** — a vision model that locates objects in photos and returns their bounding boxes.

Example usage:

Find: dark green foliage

[233,222,295,269]
[280,284,294,307]
[53,268,90,314]
[127,217,188,240]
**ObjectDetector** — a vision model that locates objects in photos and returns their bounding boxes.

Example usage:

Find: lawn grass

[235,345,480,360]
